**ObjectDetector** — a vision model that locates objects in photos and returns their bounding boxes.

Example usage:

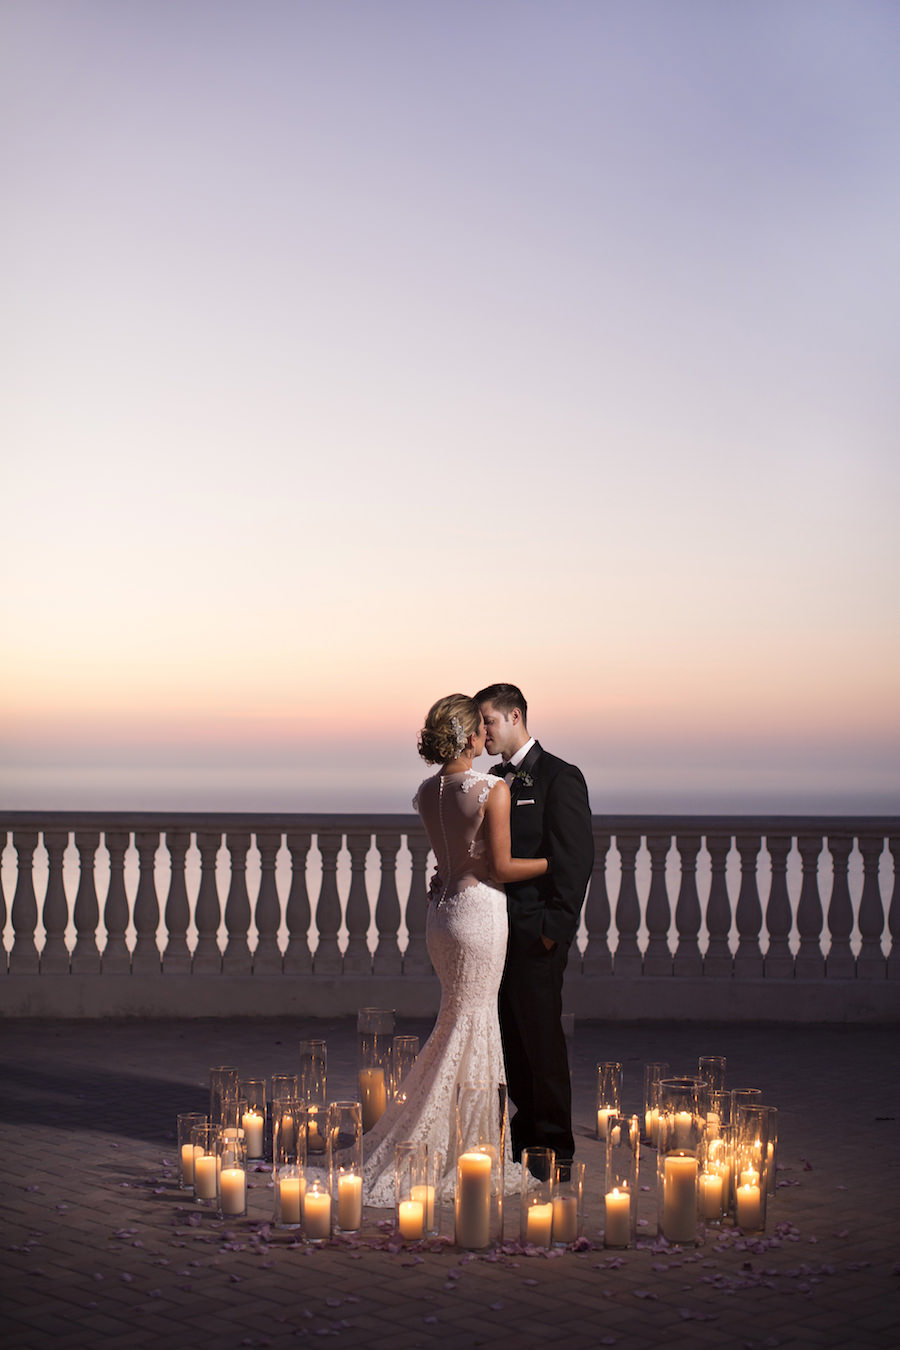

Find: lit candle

[596,1107,613,1139]
[604,1187,631,1247]
[358,1067,387,1131]
[279,1174,303,1225]
[181,1143,195,1186]
[242,1110,264,1159]
[740,1166,760,1188]
[455,1151,492,1249]
[706,1110,720,1139]
[736,1181,762,1230]
[610,1124,622,1146]
[398,1198,425,1239]
[193,1154,218,1200]
[662,1153,698,1243]
[699,1170,724,1220]
[766,1141,776,1195]
[673,1110,694,1147]
[219,1166,246,1215]
[645,1107,660,1145]
[525,1201,553,1248]
[304,1186,332,1240]
[552,1194,579,1244]
[410,1183,436,1231]
[337,1173,363,1231]
[280,1113,296,1154]
[307,1120,326,1154]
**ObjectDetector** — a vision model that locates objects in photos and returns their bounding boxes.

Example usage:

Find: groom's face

[480,701,523,761]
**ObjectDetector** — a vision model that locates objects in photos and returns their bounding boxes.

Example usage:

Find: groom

[476,683,594,1166]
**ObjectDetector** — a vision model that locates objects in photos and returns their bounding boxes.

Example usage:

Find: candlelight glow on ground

[2,1,898,814]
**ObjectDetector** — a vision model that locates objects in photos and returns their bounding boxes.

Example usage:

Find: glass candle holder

[419,1145,444,1237]
[552,1160,585,1246]
[642,1062,669,1147]
[274,1162,303,1228]
[391,1035,420,1105]
[759,1105,778,1197]
[604,1112,639,1247]
[329,1100,363,1233]
[730,1086,761,1117]
[595,1061,623,1140]
[209,1066,239,1126]
[395,1141,427,1240]
[699,1119,732,1226]
[299,1039,327,1106]
[303,1177,332,1242]
[239,1079,267,1160]
[520,1146,555,1248]
[191,1122,219,1206]
[272,1094,300,1171]
[657,1077,707,1245]
[454,1082,506,1250]
[734,1105,768,1233]
[218,1107,247,1169]
[357,1009,394,1131]
[706,1089,731,1142]
[217,1146,247,1219]
[177,1112,207,1190]
[300,1103,330,1188]
[698,1055,727,1094]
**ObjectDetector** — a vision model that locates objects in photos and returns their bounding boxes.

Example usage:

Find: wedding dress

[363,768,511,1207]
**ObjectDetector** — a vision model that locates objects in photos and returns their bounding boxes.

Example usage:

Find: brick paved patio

[2,1018,899,1348]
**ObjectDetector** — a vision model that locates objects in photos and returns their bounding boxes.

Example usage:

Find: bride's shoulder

[412,772,440,810]
[460,769,503,799]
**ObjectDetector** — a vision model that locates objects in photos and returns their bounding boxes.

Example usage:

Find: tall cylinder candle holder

[391,1035,420,1105]
[520,1147,555,1248]
[300,1102,332,1242]
[395,1141,427,1241]
[329,1101,364,1234]
[299,1039,327,1106]
[604,1112,640,1248]
[454,1082,506,1250]
[209,1066,239,1127]
[698,1055,727,1094]
[303,1177,332,1242]
[706,1088,731,1143]
[272,1093,300,1173]
[191,1122,219,1207]
[419,1146,444,1237]
[552,1159,585,1246]
[699,1121,731,1227]
[759,1105,778,1197]
[657,1077,707,1246]
[239,1079,266,1160]
[595,1061,623,1141]
[218,1100,247,1169]
[730,1086,761,1117]
[217,1134,247,1219]
[734,1105,768,1233]
[642,1062,669,1147]
[274,1162,303,1228]
[177,1112,207,1190]
[357,1009,394,1131]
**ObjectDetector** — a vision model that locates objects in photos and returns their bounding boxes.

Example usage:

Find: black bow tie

[495,763,514,776]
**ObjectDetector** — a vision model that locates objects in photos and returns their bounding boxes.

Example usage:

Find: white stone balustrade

[1,812,898,1021]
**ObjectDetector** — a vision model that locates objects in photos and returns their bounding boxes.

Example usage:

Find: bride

[363,693,549,1207]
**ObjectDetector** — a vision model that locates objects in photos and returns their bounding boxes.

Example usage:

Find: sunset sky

[3,0,899,815]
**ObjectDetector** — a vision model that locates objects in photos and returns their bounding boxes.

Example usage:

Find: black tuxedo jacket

[498,741,594,949]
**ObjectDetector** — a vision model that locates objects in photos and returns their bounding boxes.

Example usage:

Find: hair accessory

[449,715,467,753]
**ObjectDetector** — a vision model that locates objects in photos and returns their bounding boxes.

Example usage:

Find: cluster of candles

[175,1023,777,1251]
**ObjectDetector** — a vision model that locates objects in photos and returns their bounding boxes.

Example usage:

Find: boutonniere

[509,769,534,789]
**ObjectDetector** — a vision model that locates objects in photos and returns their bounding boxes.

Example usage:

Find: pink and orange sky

[3,1,899,815]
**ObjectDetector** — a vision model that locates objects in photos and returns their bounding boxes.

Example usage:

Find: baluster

[887,835,900,980]
[403,829,431,975]
[733,834,764,977]
[193,831,223,973]
[102,830,131,974]
[824,835,855,979]
[40,830,71,974]
[643,834,673,976]
[222,831,252,974]
[703,834,733,976]
[582,829,612,976]
[763,836,794,978]
[253,831,283,974]
[70,830,101,974]
[313,832,343,974]
[794,835,825,978]
[162,830,192,975]
[672,833,702,977]
[856,835,887,979]
[612,834,641,976]
[343,832,372,974]
[373,831,402,976]
[131,831,162,974]
[9,830,40,974]
[283,830,312,974]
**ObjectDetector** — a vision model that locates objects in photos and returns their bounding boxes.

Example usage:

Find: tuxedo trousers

[498,927,574,1162]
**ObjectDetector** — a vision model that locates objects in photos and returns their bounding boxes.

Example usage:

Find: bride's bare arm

[483,780,549,883]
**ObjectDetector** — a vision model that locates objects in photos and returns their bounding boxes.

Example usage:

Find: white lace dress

[363,768,510,1207]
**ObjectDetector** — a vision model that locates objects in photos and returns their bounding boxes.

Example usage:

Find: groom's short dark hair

[475,683,528,726]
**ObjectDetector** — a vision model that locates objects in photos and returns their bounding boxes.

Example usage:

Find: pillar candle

[337,1173,363,1231]
[662,1153,698,1243]
[304,1187,332,1240]
[398,1199,425,1240]
[410,1183,436,1231]
[673,1111,694,1147]
[552,1194,579,1244]
[740,1166,760,1188]
[279,1175,303,1225]
[596,1107,613,1139]
[525,1201,553,1248]
[280,1114,296,1155]
[699,1170,723,1219]
[604,1188,631,1247]
[455,1151,492,1249]
[193,1154,218,1200]
[181,1143,195,1186]
[219,1166,246,1215]
[242,1110,264,1159]
[645,1107,660,1145]
[358,1067,387,1132]
[736,1181,762,1230]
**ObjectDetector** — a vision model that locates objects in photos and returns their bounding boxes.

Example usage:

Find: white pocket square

[516,799,536,805]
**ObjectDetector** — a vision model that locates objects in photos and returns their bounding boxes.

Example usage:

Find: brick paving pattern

[2,1018,899,1349]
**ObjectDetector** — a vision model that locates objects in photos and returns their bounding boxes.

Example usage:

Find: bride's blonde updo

[417,694,481,765]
